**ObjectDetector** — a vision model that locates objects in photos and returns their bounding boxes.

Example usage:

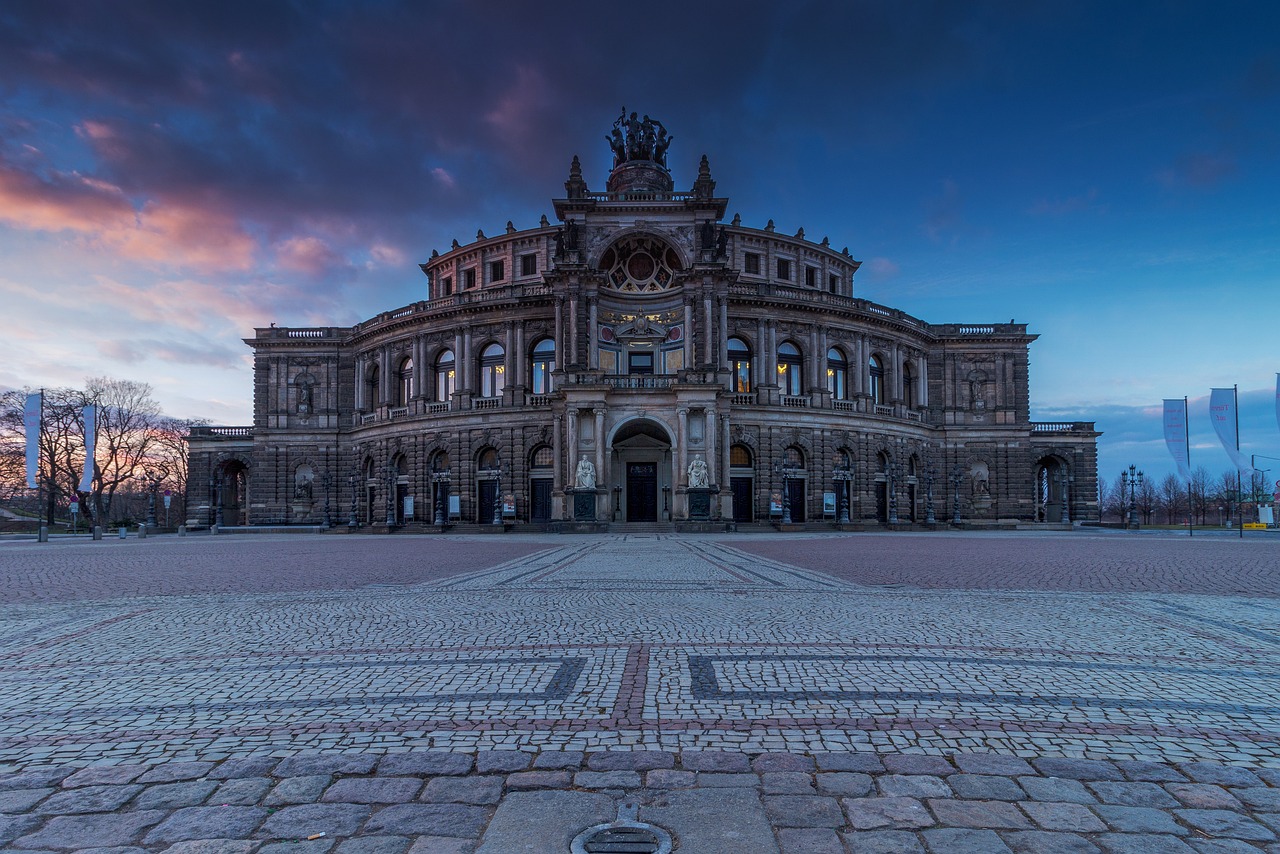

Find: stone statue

[575,456,596,489]
[687,455,709,489]
[715,227,727,258]
[607,108,673,167]
[972,470,990,496]
[701,221,715,251]
[296,383,313,414]
[554,228,565,258]
[564,220,579,251]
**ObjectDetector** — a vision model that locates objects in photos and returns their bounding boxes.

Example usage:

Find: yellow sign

[1243,522,1268,529]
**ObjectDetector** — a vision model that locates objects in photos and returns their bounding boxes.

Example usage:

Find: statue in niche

[564,220,579,251]
[688,455,709,488]
[293,469,314,502]
[575,456,596,489]
[971,465,990,496]
[701,220,715,250]
[296,383,313,414]
[715,226,727,258]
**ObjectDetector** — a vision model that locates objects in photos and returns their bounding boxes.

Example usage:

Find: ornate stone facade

[187,117,1099,530]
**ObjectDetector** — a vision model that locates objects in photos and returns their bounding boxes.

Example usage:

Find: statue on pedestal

[688,455,709,489]
[575,456,596,489]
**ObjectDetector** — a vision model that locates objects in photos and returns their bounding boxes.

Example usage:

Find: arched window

[531,338,556,394]
[785,445,805,469]
[730,444,753,468]
[477,448,499,470]
[530,445,554,469]
[869,354,885,405]
[366,364,380,409]
[479,343,506,398]
[902,362,914,408]
[396,357,414,406]
[435,350,456,401]
[431,451,450,473]
[728,337,752,393]
[777,342,803,396]
[826,347,848,400]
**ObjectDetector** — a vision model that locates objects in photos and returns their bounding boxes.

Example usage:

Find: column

[515,323,525,388]
[569,296,578,366]
[589,298,598,370]
[917,355,928,407]
[677,408,688,486]
[684,301,694,369]
[891,343,902,402]
[354,355,365,410]
[567,410,578,485]
[706,410,718,485]
[766,321,778,380]
[554,299,564,361]
[853,335,865,396]
[553,414,564,492]
[809,325,821,390]
[594,409,605,491]
[718,299,729,367]
[756,318,766,389]
[462,327,473,392]
[380,347,390,404]
[453,330,464,399]
[703,295,713,366]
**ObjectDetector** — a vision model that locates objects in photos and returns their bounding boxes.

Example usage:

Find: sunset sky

[2,1,1278,487]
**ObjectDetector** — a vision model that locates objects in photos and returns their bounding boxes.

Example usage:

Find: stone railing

[529,395,553,407]
[188,426,252,439]
[781,396,809,408]
[1032,421,1096,433]
[428,402,451,414]
[874,404,895,416]
[603,375,676,390]
[473,397,502,410]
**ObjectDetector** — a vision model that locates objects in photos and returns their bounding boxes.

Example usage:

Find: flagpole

[1236,384,1243,539]
[1185,395,1192,537]
[38,388,48,535]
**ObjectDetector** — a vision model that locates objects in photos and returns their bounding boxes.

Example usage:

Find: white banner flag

[1209,387,1255,473]
[1162,399,1191,482]
[1275,373,1279,436]
[23,393,41,489]
[78,405,96,494]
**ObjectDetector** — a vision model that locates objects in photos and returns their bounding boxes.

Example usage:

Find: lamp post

[321,472,332,528]
[433,471,450,526]
[886,459,899,526]
[385,462,397,527]
[774,461,796,524]
[662,485,671,520]
[833,461,854,525]
[1057,467,1070,525]
[949,464,964,527]
[347,473,358,529]
[491,459,503,525]
[923,462,937,526]
[1123,464,1144,529]
[213,473,224,528]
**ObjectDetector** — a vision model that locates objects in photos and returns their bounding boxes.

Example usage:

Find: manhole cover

[570,802,673,854]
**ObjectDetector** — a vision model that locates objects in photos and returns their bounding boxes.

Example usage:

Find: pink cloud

[485,66,552,140]
[275,235,350,277]
[369,242,406,267]
[866,257,900,279]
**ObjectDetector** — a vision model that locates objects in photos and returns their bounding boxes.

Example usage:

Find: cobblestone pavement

[1,531,1278,852]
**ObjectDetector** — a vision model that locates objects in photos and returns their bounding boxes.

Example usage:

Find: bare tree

[1158,473,1187,524]
[1100,473,1129,522]
[1137,476,1158,525]
[1189,465,1211,525]
[84,377,162,525]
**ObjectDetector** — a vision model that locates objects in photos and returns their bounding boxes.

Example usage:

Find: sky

[1,0,1278,488]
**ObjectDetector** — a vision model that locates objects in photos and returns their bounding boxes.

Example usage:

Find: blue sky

[1,1,1277,487]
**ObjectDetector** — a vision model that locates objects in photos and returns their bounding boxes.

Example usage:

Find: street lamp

[833,457,854,525]
[949,464,964,527]
[491,458,503,525]
[433,471,450,526]
[321,472,332,528]
[1057,467,1070,525]
[923,462,937,526]
[1123,464,1144,529]
[886,458,899,526]
[385,462,397,527]
[347,473,358,529]
[774,460,797,524]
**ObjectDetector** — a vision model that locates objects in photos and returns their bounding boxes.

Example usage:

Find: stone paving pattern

[0,530,1277,851]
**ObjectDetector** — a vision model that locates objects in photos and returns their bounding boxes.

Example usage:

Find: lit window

[531,338,556,394]
[826,348,847,400]
[869,355,885,404]
[728,337,751,393]
[435,350,455,400]
[480,343,506,397]
[778,342,802,396]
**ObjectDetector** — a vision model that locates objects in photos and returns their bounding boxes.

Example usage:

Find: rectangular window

[829,273,840,294]
[462,268,476,289]
[776,258,791,281]
[521,253,537,276]
[490,260,505,282]
[744,253,760,275]
[441,276,453,296]
[628,351,654,375]
[805,266,817,288]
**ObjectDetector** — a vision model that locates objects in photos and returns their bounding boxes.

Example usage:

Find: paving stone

[921,827,1013,852]
[1088,781,1181,809]
[842,796,934,830]
[642,788,779,854]
[258,803,370,839]
[928,798,1032,829]
[14,810,166,848]
[954,754,1035,777]
[884,755,955,776]
[0,813,42,844]
[137,762,216,784]
[815,753,884,773]
[1093,805,1188,835]
[1256,770,1280,787]
[574,770,641,789]
[208,757,279,780]
[815,772,873,798]
[1020,776,1098,804]
[878,774,952,799]
[697,772,760,787]
[474,791,613,854]
[683,751,752,772]
[422,776,504,804]
[585,751,674,771]
[763,772,816,794]
[1256,812,1280,833]
[531,751,583,770]
[1174,809,1277,841]
[377,753,473,777]
[776,826,842,854]
[38,784,142,814]
[212,777,273,805]
[1020,801,1108,833]
[0,786,52,812]
[1179,764,1265,788]
[1234,788,1280,811]
[1166,783,1244,810]
[0,768,72,790]
[273,755,378,778]
[645,769,696,788]
[839,829,926,853]
[1033,758,1125,782]
[134,780,220,810]
[264,775,332,806]
[1189,840,1276,853]
[61,766,144,788]
[75,847,151,854]
[949,773,1026,801]
[1001,830,1101,853]
[157,842,258,854]
[364,803,492,838]
[409,838,474,854]
[504,771,572,791]
[475,751,531,774]
[754,753,816,773]
[322,777,421,804]
[143,806,267,843]
[764,795,844,827]
[1116,761,1187,783]
[334,838,411,854]
[258,842,333,854]
[1094,834,1195,853]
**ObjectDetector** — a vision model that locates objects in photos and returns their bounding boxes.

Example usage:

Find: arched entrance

[1035,456,1070,523]
[610,418,674,522]
[216,460,248,526]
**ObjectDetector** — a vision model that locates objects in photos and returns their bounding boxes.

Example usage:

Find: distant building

[187,116,1099,530]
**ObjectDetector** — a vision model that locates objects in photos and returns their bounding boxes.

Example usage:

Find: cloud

[1156,151,1237,189]
[274,235,352,278]
[865,257,900,279]
[1028,187,1101,216]
[97,337,242,368]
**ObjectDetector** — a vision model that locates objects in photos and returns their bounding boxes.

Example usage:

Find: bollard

[118,526,127,539]
[38,526,49,543]
[211,524,220,535]
[93,526,103,540]
[178,525,186,537]
[137,525,147,539]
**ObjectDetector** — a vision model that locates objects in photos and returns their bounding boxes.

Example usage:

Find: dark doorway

[876,481,888,525]
[731,477,753,522]
[786,479,806,522]
[395,482,408,524]
[530,479,552,522]
[626,462,658,521]
[477,480,497,523]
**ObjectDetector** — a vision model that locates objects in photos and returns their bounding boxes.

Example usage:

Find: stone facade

[186,119,1099,530]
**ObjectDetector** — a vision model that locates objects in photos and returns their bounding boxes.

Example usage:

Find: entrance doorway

[786,478,806,522]
[626,462,658,521]
[530,479,552,522]
[731,476,753,522]
[477,480,497,523]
